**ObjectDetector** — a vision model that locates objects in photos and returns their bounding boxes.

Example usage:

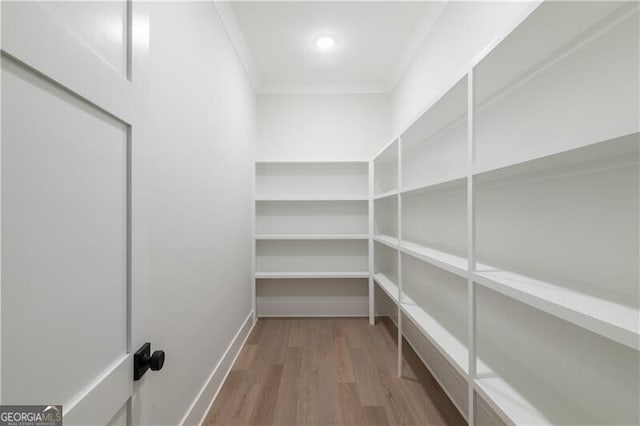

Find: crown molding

[213,1,262,90]
[388,1,449,91]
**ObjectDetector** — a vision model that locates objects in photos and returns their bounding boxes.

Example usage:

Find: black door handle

[134,342,165,380]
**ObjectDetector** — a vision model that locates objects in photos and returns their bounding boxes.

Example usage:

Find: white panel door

[1,1,151,424]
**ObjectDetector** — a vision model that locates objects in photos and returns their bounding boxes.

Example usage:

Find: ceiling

[219,1,448,93]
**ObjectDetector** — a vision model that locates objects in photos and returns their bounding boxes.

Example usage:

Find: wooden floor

[203,317,466,426]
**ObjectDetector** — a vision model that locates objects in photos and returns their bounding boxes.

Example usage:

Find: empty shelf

[255,234,369,240]
[474,266,640,350]
[374,234,399,249]
[400,241,468,279]
[401,301,469,376]
[373,189,398,200]
[401,174,467,196]
[474,349,599,426]
[255,271,369,279]
[256,195,368,201]
[373,272,399,302]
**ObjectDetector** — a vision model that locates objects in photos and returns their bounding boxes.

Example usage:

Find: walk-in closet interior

[1,0,637,425]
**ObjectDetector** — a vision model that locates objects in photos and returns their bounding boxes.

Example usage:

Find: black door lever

[134,342,165,380]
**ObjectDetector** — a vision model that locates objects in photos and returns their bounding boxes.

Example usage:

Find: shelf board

[400,241,468,279]
[474,347,599,426]
[374,234,399,250]
[472,131,638,181]
[256,160,368,166]
[255,195,369,202]
[373,272,399,303]
[401,174,467,197]
[256,234,369,240]
[255,271,369,279]
[373,189,398,200]
[400,300,469,377]
[473,265,640,350]
[374,139,399,164]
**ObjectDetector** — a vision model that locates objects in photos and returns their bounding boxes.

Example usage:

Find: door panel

[2,54,128,405]
[1,1,149,424]
[39,1,129,77]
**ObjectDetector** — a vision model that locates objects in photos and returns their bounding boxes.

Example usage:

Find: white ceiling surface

[221,1,448,93]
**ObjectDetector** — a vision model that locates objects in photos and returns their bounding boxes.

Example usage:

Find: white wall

[390,0,537,135]
[257,93,390,161]
[146,2,255,424]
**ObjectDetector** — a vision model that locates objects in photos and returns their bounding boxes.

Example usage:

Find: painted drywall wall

[257,93,390,161]
[145,2,255,424]
[390,1,537,136]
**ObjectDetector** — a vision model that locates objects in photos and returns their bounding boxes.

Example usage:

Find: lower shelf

[473,266,639,351]
[373,272,468,377]
[256,271,369,279]
[474,348,600,426]
[373,272,398,301]
[400,302,468,377]
[257,296,369,317]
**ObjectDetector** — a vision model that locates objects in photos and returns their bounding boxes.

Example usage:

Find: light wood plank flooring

[204,317,466,426]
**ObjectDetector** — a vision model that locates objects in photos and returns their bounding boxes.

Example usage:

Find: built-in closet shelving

[372,1,639,425]
[254,161,372,316]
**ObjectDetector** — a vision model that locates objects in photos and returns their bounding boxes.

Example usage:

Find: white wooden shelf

[371,2,639,424]
[254,160,372,320]
[374,234,398,249]
[256,271,369,279]
[472,131,639,181]
[255,161,368,166]
[401,299,469,377]
[373,189,398,200]
[400,240,468,279]
[255,234,368,240]
[401,174,466,197]
[374,269,469,377]
[473,265,640,351]
[373,272,399,302]
[474,351,599,426]
[255,195,368,201]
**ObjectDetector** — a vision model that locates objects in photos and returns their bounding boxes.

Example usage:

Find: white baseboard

[257,296,368,317]
[179,310,256,426]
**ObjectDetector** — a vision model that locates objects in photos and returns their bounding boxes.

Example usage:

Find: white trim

[388,1,448,91]
[64,355,132,426]
[212,1,261,91]
[179,311,256,426]
[257,296,369,317]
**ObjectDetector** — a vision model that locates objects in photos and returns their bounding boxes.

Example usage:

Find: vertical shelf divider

[251,161,257,323]
[466,68,477,425]
[368,160,375,325]
[397,137,404,378]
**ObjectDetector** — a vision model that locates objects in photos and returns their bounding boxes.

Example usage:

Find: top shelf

[256,195,368,202]
[256,160,368,166]
[256,161,369,200]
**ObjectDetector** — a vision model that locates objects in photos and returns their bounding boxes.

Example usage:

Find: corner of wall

[180,311,256,426]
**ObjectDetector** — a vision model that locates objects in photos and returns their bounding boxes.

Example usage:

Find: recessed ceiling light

[315,36,336,51]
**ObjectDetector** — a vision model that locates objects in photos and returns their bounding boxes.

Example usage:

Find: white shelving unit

[372,2,640,425]
[254,161,372,318]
